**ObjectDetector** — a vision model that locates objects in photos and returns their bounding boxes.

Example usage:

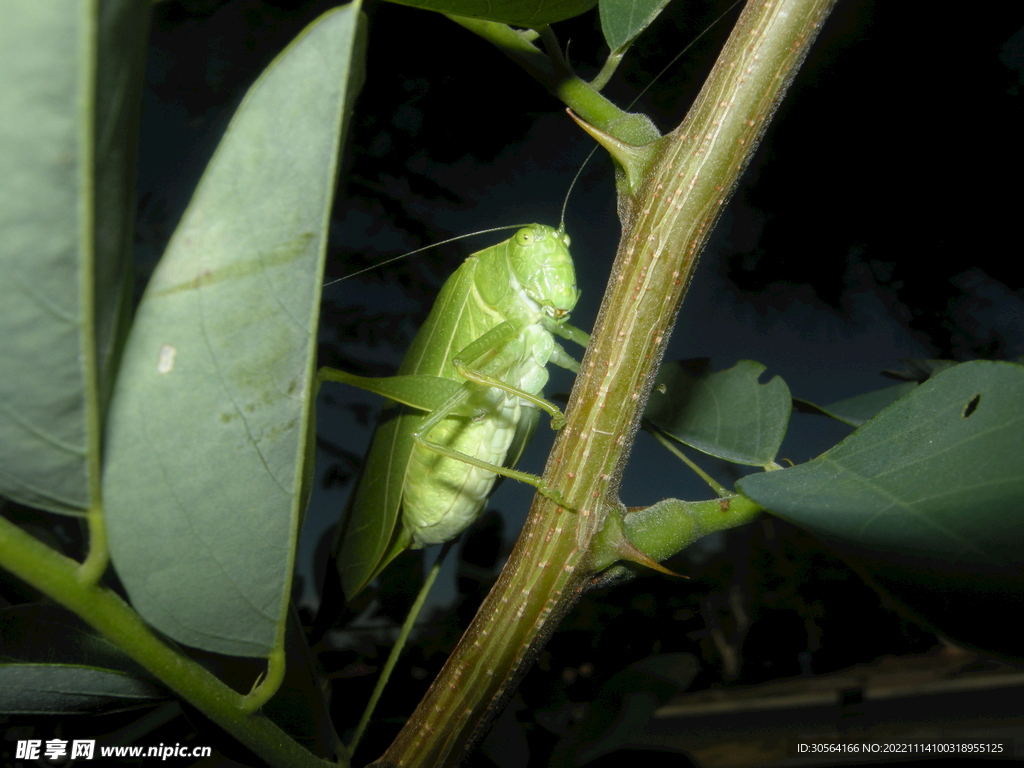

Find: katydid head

[509,224,579,322]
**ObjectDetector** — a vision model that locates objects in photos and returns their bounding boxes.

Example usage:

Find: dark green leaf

[739,362,1024,657]
[738,361,1024,567]
[794,381,918,426]
[0,665,166,715]
[104,6,365,658]
[0,604,149,674]
[881,358,958,383]
[0,2,148,515]
[0,605,166,715]
[599,0,671,51]
[645,359,791,467]
[386,0,597,27]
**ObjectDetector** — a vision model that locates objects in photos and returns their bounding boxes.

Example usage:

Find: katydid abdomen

[404,322,556,546]
[336,223,584,597]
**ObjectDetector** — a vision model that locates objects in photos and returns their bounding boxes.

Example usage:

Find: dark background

[18,0,1022,764]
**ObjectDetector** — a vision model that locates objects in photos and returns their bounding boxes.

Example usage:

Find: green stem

[444,15,556,86]
[78,0,108,590]
[589,46,626,91]
[591,494,764,574]
[649,427,728,496]
[0,514,335,768]
[241,644,288,714]
[443,15,646,141]
[535,25,569,72]
[376,1,838,765]
[349,541,455,755]
[79,501,109,585]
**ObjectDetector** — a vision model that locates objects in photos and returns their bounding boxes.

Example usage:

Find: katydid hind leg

[410,384,572,510]
[411,424,571,508]
[410,382,546,486]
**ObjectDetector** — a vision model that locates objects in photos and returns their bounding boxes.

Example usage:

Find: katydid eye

[515,229,534,246]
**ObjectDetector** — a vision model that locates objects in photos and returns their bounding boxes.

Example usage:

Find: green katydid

[319,1,744,605]
[322,222,590,600]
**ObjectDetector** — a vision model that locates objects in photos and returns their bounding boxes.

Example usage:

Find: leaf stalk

[0,514,335,768]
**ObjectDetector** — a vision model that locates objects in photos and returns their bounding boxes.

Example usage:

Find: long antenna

[559,155,589,232]
[323,224,529,287]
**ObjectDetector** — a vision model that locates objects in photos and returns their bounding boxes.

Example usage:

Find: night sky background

[121,0,1024,763]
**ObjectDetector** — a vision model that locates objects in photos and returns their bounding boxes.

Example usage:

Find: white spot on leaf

[157,343,177,374]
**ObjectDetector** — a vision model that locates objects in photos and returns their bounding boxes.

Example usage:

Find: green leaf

[1,604,147,672]
[0,605,166,715]
[103,6,365,658]
[739,361,1024,656]
[882,358,959,382]
[0,665,166,715]
[737,361,1024,567]
[0,2,148,515]
[794,381,918,427]
[599,0,671,51]
[385,0,596,27]
[645,359,791,467]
